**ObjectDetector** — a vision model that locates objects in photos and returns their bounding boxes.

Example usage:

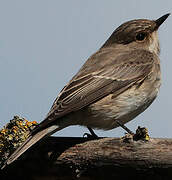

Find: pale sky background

[0,0,172,138]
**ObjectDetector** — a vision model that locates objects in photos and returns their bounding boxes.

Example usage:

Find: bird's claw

[83,133,98,140]
[121,126,150,143]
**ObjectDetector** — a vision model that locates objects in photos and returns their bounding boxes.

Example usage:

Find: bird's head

[102,14,170,55]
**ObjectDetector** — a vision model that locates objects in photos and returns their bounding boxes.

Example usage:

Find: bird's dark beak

[155,13,170,29]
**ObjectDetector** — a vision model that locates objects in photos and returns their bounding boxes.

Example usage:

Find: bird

[2,13,170,169]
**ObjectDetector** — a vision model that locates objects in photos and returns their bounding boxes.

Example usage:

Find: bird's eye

[136,33,146,41]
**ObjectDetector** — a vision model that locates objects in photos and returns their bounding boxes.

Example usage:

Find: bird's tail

[1,125,61,169]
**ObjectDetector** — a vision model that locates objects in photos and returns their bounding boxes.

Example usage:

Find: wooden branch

[1,136,172,180]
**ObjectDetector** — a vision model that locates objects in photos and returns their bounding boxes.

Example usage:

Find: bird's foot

[116,121,150,142]
[83,127,99,140]
[121,126,150,143]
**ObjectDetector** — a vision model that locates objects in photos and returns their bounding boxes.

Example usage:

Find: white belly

[80,81,160,130]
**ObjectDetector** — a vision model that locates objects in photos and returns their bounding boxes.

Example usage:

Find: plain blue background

[0,0,172,137]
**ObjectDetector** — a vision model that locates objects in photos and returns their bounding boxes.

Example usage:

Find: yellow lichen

[0,116,38,168]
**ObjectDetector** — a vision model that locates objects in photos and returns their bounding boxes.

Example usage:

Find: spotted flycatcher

[3,13,170,168]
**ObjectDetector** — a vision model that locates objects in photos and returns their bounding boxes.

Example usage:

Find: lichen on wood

[0,116,37,167]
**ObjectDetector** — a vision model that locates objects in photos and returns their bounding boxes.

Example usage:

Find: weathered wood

[1,136,172,180]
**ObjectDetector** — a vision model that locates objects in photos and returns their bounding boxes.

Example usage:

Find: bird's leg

[88,127,98,138]
[116,121,150,141]
[116,120,134,135]
[83,127,98,139]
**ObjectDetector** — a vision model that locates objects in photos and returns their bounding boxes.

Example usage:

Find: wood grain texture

[1,136,172,180]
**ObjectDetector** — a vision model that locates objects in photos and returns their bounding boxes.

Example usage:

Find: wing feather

[36,48,156,131]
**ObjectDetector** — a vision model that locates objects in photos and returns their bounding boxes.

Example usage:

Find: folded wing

[37,48,155,131]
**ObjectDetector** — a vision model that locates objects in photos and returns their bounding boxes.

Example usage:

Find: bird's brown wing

[37,48,156,130]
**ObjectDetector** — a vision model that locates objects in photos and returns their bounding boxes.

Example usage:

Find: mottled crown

[102,14,170,47]
[103,19,156,47]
